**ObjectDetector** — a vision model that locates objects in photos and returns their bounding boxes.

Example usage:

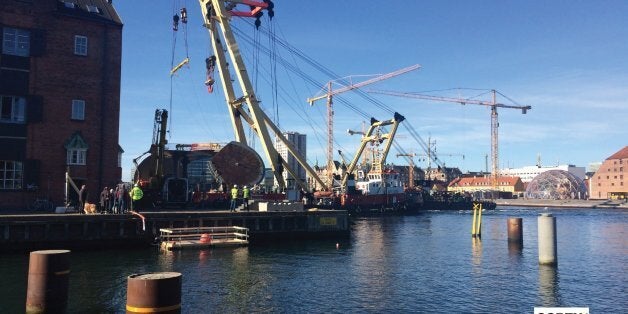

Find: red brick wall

[1,1,122,209]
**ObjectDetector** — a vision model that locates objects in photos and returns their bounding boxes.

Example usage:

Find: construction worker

[242,185,250,211]
[130,183,144,212]
[230,184,239,212]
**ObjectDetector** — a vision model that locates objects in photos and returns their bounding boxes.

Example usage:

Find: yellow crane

[307,64,420,189]
[368,89,531,188]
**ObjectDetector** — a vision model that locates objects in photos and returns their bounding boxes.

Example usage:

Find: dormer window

[65,132,89,165]
[86,4,101,14]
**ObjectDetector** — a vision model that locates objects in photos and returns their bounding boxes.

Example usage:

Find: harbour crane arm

[307,65,421,104]
[367,89,531,113]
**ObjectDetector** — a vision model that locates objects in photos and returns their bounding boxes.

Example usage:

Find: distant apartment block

[0,0,123,209]
[590,146,627,200]
[274,132,306,189]
[500,164,585,183]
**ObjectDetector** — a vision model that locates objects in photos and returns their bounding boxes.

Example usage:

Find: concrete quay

[494,198,628,209]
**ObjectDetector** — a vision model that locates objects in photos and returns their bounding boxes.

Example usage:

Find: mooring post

[507,217,523,244]
[538,213,557,265]
[25,249,71,314]
[126,272,182,314]
[471,202,482,237]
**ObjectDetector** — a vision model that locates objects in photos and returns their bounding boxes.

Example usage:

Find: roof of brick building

[57,0,122,25]
[606,146,628,160]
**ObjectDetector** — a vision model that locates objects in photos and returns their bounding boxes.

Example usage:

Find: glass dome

[525,170,587,200]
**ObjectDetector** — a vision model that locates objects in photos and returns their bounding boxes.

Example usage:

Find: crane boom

[308,65,420,189]
[368,89,531,188]
[199,0,327,191]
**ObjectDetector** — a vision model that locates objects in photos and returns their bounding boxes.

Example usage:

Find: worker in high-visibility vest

[130,183,143,212]
[242,185,250,211]
[230,185,239,212]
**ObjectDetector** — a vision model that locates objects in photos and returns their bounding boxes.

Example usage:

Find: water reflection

[508,241,523,258]
[471,237,482,268]
[538,265,562,307]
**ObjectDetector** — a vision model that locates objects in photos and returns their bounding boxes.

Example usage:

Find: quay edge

[494,198,628,209]
[0,209,349,253]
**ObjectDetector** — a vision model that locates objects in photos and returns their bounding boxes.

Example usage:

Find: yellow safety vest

[243,188,250,198]
[231,188,239,199]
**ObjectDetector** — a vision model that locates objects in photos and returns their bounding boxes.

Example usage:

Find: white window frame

[67,148,87,165]
[74,35,88,56]
[71,99,85,120]
[2,27,30,57]
[0,96,26,123]
[0,160,23,190]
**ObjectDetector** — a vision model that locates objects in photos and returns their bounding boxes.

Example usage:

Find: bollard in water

[126,272,182,314]
[507,217,523,244]
[538,213,557,265]
[25,249,71,314]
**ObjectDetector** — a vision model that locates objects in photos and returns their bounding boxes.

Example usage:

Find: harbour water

[1,207,626,313]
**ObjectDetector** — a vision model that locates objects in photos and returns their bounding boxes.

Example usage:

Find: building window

[72,100,85,120]
[0,160,23,190]
[67,149,86,165]
[0,96,26,123]
[74,35,87,56]
[2,27,30,57]
[64,132,88,165]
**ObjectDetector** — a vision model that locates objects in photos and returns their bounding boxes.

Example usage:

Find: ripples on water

[1,208,626,313]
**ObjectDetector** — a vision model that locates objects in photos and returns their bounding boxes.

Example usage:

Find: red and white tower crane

[368,89,531,188]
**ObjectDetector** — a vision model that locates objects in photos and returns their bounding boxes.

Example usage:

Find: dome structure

[525,170,587,200]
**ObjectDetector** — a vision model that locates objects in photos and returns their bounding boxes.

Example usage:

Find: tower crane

[368,89,531,188]
[307,64,420,189]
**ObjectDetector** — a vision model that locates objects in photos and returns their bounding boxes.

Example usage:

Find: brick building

[1,0,122,210]
[590,146,628,200]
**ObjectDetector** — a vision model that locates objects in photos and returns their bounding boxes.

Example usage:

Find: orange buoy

[199,233,212,243]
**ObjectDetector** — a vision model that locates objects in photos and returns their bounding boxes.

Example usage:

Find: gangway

[160,226,249,250]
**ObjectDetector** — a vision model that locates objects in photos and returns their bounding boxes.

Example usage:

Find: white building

[500,164,586,183]
[274,132,307,189]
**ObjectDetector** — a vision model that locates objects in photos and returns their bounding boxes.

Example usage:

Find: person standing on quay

[130,183,144,212]
[242,185,250,211]
[116,182,127,213]
[100,187,110,214]
[78,185,89,214]
[230,184,239,212]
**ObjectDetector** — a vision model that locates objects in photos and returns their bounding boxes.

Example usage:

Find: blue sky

[114,1,628,181]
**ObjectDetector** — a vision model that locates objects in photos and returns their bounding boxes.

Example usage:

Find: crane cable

[168,0,190,138]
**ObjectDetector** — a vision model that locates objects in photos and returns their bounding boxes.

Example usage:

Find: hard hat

[134,184,138,187]
[244,185,248,188]
[234,184,237,187]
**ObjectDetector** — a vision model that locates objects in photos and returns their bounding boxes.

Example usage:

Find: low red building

[1,0,122,210]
